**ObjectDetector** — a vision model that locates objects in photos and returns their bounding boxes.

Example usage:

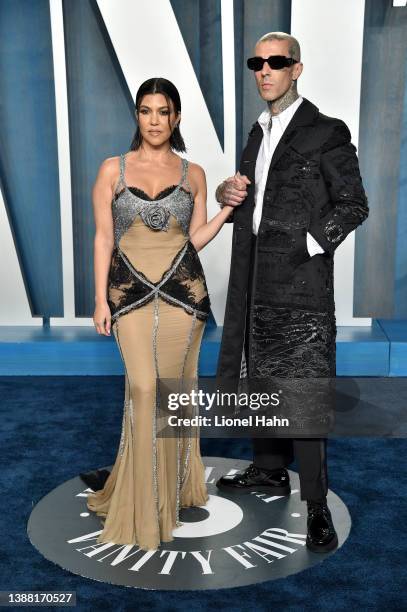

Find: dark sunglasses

[247,55,299,71]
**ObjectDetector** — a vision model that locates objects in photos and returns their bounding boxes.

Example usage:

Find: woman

[82,78,238,551]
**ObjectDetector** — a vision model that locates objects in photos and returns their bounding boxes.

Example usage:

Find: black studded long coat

[216,98,369,379]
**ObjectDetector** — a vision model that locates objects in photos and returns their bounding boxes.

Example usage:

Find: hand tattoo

[215,181,227,205]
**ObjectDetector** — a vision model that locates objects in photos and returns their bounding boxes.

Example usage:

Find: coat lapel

[233,98,319,228]
[266,97,319,175]
[236,122,263,224]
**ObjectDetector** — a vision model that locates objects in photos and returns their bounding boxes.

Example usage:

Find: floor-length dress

[86,153,211,551]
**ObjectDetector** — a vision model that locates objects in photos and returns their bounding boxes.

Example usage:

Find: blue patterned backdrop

[0,0,62,317]
[0,0,406,321]
[354,0,407,318]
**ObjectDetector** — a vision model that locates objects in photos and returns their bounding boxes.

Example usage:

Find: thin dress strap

[119,153,126,187]
[180,157,192,193]
[113,153,127,195]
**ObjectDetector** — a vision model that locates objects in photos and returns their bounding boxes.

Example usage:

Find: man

[215,31,369,553]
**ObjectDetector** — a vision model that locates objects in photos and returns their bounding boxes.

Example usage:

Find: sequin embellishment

[111,153,194,245]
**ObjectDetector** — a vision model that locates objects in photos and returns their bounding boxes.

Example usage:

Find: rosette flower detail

[140,204,170,231]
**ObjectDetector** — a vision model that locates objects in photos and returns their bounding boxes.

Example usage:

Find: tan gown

[86,153,210,551]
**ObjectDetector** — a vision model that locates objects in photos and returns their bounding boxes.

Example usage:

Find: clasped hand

[216,171,251,208]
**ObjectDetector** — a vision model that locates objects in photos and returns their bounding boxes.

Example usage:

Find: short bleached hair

[255,32,301,61]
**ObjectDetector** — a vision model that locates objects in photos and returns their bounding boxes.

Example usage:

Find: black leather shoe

[306,499,338,553]
[216,463,291,495]
[79,468,110,491]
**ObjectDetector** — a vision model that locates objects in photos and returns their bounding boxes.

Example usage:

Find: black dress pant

[253,437,328,501]
[246,233,329,501]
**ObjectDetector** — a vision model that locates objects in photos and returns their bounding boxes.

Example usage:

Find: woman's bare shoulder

[182,160,206,200]
[98,155,121,177]
[186,160,206,187]
[94,156,123,194]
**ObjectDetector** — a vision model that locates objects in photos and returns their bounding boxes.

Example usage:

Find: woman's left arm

[188,163,237,252]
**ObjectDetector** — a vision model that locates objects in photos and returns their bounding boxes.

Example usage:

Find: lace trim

[108,241,210,323]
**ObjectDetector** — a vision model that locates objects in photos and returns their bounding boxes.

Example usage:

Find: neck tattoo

[268,81,299,116]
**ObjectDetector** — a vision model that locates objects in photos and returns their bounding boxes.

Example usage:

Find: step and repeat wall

[0,0,406,326]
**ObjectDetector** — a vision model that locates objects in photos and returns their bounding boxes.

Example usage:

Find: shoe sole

[215,481,291,496]
[306,533,338,553]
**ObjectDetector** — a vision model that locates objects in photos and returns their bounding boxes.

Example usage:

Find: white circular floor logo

[173,495,243,538]
[27,457,351,590]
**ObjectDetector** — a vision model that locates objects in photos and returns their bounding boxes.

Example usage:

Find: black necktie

[268,114,273,131]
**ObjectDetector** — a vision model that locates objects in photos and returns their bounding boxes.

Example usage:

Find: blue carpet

[0,376,405,611]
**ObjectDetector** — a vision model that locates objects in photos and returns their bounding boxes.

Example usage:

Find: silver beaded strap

[114,318,134,457]
[119,241,188,291]
[152,292,160,521]
[180,158,193,195]
[179,311,197,489]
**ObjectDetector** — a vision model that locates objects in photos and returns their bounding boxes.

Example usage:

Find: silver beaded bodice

[111,153,194,246]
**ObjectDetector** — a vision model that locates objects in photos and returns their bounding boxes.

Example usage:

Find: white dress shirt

[253,96,324,256]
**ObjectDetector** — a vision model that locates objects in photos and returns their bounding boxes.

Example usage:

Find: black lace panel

[107,248,152,315]
[108,241,211,322]
[160,242,211,317]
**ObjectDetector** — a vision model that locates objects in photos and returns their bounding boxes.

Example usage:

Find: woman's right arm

[92,157,118,336]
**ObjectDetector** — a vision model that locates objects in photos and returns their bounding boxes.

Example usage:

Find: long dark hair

[130,78,186,152]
